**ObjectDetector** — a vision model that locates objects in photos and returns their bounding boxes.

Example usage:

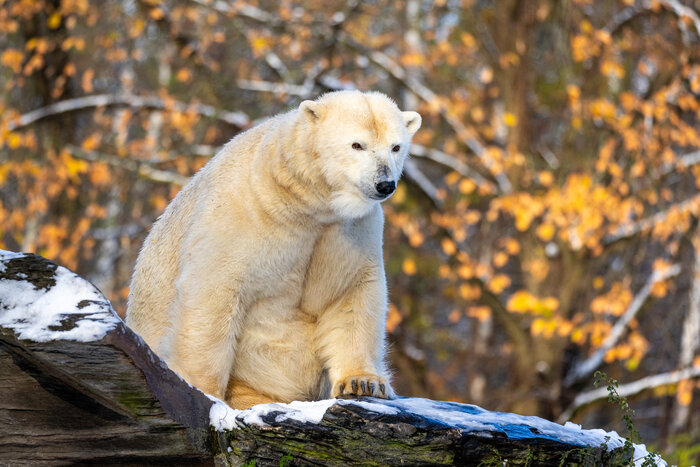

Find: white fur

[126,91,421,408]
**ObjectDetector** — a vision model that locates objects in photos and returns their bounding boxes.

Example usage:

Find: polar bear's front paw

[331,374,395,399]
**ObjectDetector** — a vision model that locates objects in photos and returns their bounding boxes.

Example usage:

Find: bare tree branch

[672,231,700,431]
[659,0,700,35]
[564,263,682,387]
[661,149,700,175]
[67,145,191,186]
[559,365,700,422]
[605,0,700,35]
[7,94,250,132]
[603,2,649,34]
[89,222,146,240]
[410,144,493,190]
[190,0,280,25]
[403,159,444,209]
[603,193,700,245]
[236,80,312,97]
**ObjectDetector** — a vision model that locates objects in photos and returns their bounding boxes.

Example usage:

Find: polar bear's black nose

[375,181,396,197]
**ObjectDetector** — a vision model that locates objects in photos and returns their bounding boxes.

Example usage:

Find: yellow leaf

[488,274,511,294]
[408,231,424,247]
[465,210,481,225]
[385,304,403,333]
[466,306,491,322]
[402,258,417,276]
[541,297,559,313]
[150,195,168,212]
[82,69,94,93]
[531,318,547,337]
[502,238,520,255]
[493,251,509,268]
[650,281,667,298]
[149,8,165,20]
[176,68,191,83]
[538,171,554,187]
[536,223,555,242]
[445,171,460,186]
[459,284,481,301]
[89,163,111,185]
[251,36,270,53]
[129,18,146,38]
[400,53,424,67]
[458,178,476,194]
[571,328,585,344]
[81,133,100,151]
[1,49,23,73]
[557,320,573,337]
[593,276,604,289]
[677,379,693,406]
[61,151,87,178]
[507,290,536,313]
[448,309,462,323]
[457,264,473,279]
[47,12,61,29]
[503,112,518,127]
[6,133,21,149]
[0,162,10,184]
[441,238,456,256]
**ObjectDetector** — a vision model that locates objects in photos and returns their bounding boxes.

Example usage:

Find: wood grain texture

[0,252,635,466]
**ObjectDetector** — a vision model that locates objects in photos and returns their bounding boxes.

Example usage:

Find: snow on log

[0,250,664,466]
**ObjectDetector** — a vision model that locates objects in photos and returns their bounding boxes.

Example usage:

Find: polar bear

[126,90,421,409]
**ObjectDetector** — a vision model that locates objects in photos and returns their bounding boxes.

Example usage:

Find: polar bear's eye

[392,145,401,153]
[352,142,363,150]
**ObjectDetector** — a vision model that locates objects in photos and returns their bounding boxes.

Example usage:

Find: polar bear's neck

[246,113,338,227]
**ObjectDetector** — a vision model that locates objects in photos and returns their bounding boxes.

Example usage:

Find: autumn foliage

[1,0,699,460]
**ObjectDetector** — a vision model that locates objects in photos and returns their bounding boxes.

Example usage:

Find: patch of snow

[0,250,24,273]
[0,251,120,342]
[564,421,582,430]
[207,394,241,431]
[209,398,401,432]
[0,250,24,259]
[339,399,399,415]
[274,399,338,424]
[632,443,666,467]
[383,397,493,431]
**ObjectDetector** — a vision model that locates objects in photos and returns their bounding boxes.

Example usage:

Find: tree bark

[0,252,643,466]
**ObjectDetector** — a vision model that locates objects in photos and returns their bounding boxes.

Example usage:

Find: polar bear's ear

[402,111,422,134]
[300,100,322,121]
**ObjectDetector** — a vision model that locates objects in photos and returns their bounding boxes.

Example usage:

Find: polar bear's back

[126,177,201,351]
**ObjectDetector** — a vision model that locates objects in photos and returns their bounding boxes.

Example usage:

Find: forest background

[1,0,700,462]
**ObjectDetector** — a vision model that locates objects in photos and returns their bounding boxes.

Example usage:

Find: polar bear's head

[299,91,421,219]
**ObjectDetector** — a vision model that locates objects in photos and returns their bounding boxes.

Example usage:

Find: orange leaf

[402,258,417,276]
[385,304,403,333]
[677,379,693,406]
[466,306,491,322]
[81,133,100,151]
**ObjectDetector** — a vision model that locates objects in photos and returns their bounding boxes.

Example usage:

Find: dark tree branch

[7,94,250,131]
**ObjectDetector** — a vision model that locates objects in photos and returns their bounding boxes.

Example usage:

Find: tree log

[0,251,660,466]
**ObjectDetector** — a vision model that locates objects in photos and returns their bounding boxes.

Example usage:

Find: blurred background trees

[1,0,699,461]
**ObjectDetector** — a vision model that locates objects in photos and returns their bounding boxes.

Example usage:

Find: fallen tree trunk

[0,251,661,466]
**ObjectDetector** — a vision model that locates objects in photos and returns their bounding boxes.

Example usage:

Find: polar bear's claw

[333,374,395,399]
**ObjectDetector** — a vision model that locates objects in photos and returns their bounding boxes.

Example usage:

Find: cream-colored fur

[126,91,421,409]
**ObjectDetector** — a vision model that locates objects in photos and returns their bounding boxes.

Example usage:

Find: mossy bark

[219,400,632,467]
[1,253,634,466]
